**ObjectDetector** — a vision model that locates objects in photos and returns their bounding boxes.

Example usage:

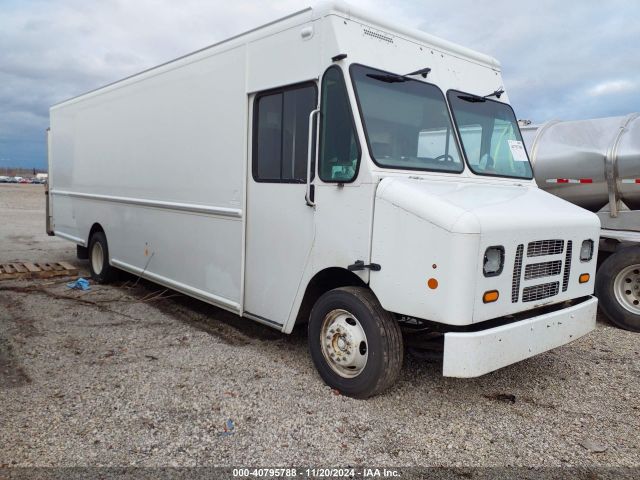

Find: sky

[1,0,639,169]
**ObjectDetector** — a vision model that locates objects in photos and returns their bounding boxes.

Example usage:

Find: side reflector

[579,273,590,284]
[427,278,438,290]
[483,290,499,303]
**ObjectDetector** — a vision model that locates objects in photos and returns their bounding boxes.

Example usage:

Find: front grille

[562,240,573,292]
[524,260,562,280]
[527,239,564,257]
[512,244,524,303]
[511,239,573,304]
[522,282,560,302]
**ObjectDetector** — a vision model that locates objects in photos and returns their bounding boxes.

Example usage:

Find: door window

[253,83,317,183]
[319,67,361,183]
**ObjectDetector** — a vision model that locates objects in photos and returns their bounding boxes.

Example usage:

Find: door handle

[348,260,382,272]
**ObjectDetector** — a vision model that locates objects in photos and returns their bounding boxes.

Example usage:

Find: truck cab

[285,6,600,396]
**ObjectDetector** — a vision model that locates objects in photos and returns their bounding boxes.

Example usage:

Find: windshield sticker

[508,140,528,162]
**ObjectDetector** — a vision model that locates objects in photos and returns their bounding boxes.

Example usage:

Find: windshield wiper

[457,94,486,103]
[457,88,505,103]
[366,73,407,83]
[484,88,505,99]
[405,67,431,78]
[366,66,432,84]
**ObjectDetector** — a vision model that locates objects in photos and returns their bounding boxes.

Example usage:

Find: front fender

[369,179,481,325]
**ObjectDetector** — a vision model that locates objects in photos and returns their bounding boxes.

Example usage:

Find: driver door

[243,82,318,326]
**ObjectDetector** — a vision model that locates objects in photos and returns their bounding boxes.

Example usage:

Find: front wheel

[595,246,640,332]
[308,286,403,398]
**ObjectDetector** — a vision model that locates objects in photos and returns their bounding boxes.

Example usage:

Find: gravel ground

[1,184,639,468]
[0,183,75,264]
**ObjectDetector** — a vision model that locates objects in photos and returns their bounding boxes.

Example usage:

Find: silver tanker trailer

[521,113,640,332]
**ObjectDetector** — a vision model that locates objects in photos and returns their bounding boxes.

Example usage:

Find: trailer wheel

[596,246,640,332]
[308,286,403,398]
[88,231,116,283]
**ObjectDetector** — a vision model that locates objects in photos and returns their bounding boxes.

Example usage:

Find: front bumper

[442,296,597,377]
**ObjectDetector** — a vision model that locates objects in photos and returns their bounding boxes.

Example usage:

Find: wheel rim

[319,309,368,378]
[91,242,104,275]
[613,264,640,315]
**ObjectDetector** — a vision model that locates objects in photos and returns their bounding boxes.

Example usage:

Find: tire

[595,246,640,332]
[308,286,403,398]
[88,231,117,283]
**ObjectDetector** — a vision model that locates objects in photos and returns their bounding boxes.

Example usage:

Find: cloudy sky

[1,0,639,169]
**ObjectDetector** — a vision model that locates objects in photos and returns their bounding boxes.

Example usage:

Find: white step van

[47,2,600,397]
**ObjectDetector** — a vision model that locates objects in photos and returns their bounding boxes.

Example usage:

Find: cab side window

[253,83,317,182]
[319,67,360,183]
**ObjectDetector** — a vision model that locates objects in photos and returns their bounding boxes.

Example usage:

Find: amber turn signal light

[579,273,590,284]
[483,290,499,303]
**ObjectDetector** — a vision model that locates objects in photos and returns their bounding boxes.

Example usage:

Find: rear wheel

[88,231,116,283]
[595,246,640,332]
[308,286,403,398]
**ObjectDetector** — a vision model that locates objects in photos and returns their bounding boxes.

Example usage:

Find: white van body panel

[50,45,248,309]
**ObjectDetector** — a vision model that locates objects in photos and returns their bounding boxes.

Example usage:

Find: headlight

[580,239,594,261]
[483,246,505,277]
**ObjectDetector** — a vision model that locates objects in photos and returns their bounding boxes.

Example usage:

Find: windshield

[447,90,533,179]
[350,64,463,173]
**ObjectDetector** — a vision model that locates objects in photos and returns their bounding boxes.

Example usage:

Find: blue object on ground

[66,278,91,291]
[219,418,235,437]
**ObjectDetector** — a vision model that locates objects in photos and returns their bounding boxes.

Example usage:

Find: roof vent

[363,28,394,44]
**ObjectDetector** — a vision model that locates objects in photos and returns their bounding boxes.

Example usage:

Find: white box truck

[47,2,600,398]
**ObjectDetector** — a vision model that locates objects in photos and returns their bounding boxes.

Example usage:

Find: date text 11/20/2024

[232,468,401,478]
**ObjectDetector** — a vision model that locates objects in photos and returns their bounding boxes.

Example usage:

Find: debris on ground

[0,261,78,280]
[219,419,235,437]
[66,277,90,291]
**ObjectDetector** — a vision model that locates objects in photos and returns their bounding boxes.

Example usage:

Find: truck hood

[376,177,600,234]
